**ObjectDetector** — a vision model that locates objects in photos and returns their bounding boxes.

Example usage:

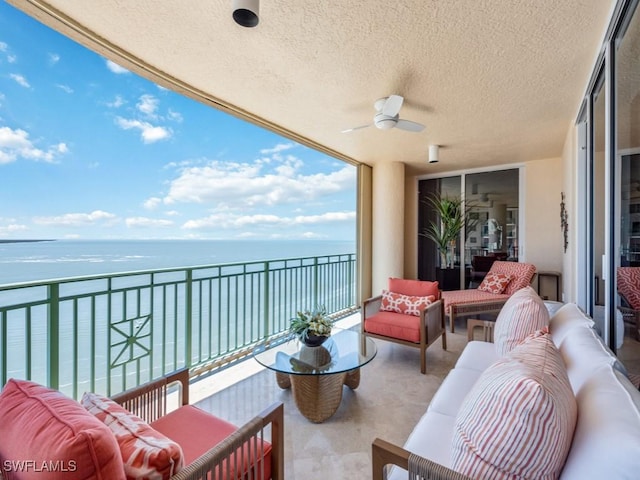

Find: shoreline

[0,239,56,244]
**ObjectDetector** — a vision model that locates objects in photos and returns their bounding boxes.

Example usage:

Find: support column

[372,161,405,294]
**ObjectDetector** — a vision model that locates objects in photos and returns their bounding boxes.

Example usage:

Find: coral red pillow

[380,290,435,316]
[451,330,576,479]
[82,392,184,480]
[477,272,512,294]
[0,379,125,480]
[388,277,439,298]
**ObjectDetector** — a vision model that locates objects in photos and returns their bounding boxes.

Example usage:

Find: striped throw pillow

[451,330,576,480]
[494,286,549,356]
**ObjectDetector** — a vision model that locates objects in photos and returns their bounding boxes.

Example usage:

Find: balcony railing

[0,253,356,399]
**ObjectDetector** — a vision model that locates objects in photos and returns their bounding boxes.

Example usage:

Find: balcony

[0,252,468,477]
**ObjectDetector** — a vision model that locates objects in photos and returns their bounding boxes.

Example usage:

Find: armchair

[441,261,537,333]
[362,278,446,374]
[617,266,640,341]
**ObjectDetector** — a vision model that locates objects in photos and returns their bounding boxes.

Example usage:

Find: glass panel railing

[0,253,356,399]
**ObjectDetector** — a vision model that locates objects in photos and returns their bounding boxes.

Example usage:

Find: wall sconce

[429,144,439,163]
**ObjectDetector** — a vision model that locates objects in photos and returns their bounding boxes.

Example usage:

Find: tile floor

[190,316,468,479]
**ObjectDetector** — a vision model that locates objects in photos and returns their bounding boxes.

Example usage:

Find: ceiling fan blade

[396,119,425,132]
[341,124,372,133]
[382,95,404,117]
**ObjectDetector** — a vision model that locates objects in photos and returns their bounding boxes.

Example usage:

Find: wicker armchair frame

[111,368,284,480]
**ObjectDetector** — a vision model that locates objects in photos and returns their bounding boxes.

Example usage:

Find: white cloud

[125,217,173,228]
[56,84,73,93]
[0,127,68,164]
[167,109,183,122]
[115,117,172,143]
[48,53,60,65]
[137,94,158,117]
[0,42,6,52]
[7,55,16,64]
[260,143,296,155]
[9,73,30,88]
[163,156,355,208]
[0,223,28,235]
[107,95,125,108]
[182,210,355,230]
[33,210,117,227]
[106,60,129,74]
[143,197,162,210]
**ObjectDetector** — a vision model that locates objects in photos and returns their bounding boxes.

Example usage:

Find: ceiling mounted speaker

[429,145,439,163]
[232,0,259,28]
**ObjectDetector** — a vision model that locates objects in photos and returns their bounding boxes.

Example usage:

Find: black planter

[302,333,330,347]
[436,267,461,291]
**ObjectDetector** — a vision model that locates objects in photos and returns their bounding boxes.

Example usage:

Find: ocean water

[0,239,356,285]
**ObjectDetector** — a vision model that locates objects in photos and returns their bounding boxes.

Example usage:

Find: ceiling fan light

[428,144,439,163]
[374,113,397,130]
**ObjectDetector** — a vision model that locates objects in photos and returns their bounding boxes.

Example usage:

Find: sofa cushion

[451,331,576,480]
[427,367,484,418]
[380,290,435,316]
[454,340,500,372]
[388,277,439,298]
[151,405,273,480]
[561,365,640,479]
[494,286,549,356]
[0,379,125,480]
[549,302,595,347]
[388,410,457,480]
[82,392,184,480]
[477,272,511,294]
[364,311,421,343]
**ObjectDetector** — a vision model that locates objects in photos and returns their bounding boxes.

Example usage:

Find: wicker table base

[275,369,360,423]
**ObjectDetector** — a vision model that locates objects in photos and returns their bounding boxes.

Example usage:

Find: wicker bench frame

[111,368,284,480]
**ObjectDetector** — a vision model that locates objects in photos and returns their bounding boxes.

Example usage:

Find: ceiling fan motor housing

[374,112,398,130]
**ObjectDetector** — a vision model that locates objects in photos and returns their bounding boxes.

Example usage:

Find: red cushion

[380,290,435,316]
[151,405,272,480]
[82,392,184,480]
[487,261,536,295]
[618,267,640,309]
[388,277,439,298]
[364,311,421,343]
[0,379,125,480]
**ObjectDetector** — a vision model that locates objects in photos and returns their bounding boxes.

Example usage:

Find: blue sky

[0,3,356,241]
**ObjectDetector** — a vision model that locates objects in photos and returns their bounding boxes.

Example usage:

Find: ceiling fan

[341,95,426,133]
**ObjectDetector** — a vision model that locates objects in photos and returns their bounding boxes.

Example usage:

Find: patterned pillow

[82,392,184,480]
[617,267,640,309]
[380,290,435,316]
[494,286,549,356]
[451,330,577,480]
[477,272,512,294]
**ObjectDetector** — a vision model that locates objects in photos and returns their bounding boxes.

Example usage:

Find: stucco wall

[523,157,564,275]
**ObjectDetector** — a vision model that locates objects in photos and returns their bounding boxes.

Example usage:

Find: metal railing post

[47,283,60,391]
[263,261,270,338]
[313,256,319,307]
[185,269,193,368]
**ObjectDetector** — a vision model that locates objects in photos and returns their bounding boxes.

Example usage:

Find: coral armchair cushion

[151,405,273,480]
[388,277,440,298]
[82,392,184,480]
[0,378,125,480]
[617,267,640,309]
[487,261,536,295]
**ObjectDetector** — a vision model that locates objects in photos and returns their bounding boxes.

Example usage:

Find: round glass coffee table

[253,329,377,422]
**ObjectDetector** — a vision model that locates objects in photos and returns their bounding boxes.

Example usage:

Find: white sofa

[373,298,640,480]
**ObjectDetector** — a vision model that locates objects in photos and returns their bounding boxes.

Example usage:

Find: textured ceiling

[9,0,614,175]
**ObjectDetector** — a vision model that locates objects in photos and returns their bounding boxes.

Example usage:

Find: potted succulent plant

[289,306,334,346]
